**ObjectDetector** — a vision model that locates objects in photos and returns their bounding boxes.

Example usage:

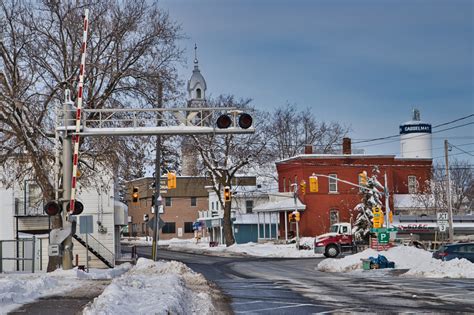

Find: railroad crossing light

[132,187,139,203]
[224,186,231,202]
[300,180,306,195]
[167,172,177,189]
[216,114,232,129]
[67,200,84,215]
[309,174,318,193]
[238,113,253,129]
[294,211,300,222]
[359,171,368,186]
[44,201,61,216]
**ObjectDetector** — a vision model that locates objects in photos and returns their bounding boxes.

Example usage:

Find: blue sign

[399,124,431,134]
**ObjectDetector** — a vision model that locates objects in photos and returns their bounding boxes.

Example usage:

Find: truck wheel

[325,245,339,258]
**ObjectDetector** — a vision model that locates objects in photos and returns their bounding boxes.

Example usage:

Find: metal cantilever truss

[56,107,255,136]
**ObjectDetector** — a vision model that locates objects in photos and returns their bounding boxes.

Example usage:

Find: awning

[254,193,306,213]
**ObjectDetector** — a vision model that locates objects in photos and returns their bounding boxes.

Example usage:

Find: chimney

[304,145,313,154]
[342,137,351,155]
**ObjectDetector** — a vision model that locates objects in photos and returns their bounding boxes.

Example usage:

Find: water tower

[400,109,432,158]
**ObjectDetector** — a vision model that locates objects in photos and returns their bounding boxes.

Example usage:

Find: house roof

[253,193,306,212]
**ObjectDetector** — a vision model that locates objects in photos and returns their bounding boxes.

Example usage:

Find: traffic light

[167,172,176,189]
[288,213,296,222]
[300,180,306,195]
[389,210,393,223]
[359,171,368,186]
[309,174,318,193]
[294,211,300,222]
[67,200,84,215]
[132,187,139,203]
[372,206,383,228]
[224,186,231,202]
[44,201,61,216]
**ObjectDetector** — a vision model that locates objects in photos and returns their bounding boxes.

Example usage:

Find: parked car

[432,243,474,263]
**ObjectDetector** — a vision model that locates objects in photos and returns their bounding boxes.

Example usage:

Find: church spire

[187,43,207,102]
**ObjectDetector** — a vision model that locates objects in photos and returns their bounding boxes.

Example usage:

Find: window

[329,209,339,226]
[329,174,338,193]
[162,222,176,234]
[27,183,42,208]
[191,197,197,207]
[184,222,194,233]
[246,200,254,213]
[165,197,172,207]
[196,88,202,99]
[341,225,349,234]
[216,202,219,210]
[408,176,418,194]
[211,202,214,210]
[283,177,286,192]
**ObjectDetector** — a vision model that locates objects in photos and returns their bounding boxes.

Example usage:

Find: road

[137,246,474,314]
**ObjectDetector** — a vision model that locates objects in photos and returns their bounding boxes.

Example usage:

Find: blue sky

[160,0,473,163]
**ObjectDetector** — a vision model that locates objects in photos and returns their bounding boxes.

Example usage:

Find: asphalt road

[137,246,474,314]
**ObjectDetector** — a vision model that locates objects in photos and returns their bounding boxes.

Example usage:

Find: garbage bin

[361,259,371,270]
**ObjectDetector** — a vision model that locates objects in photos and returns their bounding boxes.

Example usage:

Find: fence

[0,237,42,273]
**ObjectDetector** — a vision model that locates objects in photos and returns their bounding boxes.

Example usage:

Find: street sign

[147,216,165,231]
[377,231,389,244]
[437,212,448,222]
[79,215,93,234]
[439,224,447,232]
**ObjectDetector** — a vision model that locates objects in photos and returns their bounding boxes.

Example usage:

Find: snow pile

[317,246,474,278]
[83,258,215,315]
[76,263,131,280]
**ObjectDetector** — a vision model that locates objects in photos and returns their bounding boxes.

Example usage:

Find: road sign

[147,216,165,231]
[438,224,447,232]
[377,231,389,244]
[79,215,93,234]
[437,212,448,223]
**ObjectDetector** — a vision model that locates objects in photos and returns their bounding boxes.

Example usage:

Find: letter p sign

[378,232,389,244]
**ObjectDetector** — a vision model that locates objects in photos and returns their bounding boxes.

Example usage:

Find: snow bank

[317,246,474,278]
[83,258,215,315]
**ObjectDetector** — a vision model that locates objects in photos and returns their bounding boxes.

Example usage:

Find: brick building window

[184,222,193,233]
[165,197,172,207]
[408,176,418,194]
[283,177,286,192]
[191,197,197,207]
[329,174,338,193]
[162,222,176,234]
[246,200,254,213]
[329,209,339,226]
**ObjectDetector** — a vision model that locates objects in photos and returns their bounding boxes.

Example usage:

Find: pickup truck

[314,222,357,258]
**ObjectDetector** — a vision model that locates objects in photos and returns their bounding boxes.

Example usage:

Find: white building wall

[0,184,15,240]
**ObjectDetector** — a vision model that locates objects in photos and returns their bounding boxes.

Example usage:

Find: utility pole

[152,82,163,261]
[292,182,300,250]
[444,139,454,243]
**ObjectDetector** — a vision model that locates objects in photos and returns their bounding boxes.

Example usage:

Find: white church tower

[182,45,207,176]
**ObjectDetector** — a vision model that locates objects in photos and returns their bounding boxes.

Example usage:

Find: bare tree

[0,0,182,271]
[266,103,349,160]
[192,95,272,246]
[412,160,473,215]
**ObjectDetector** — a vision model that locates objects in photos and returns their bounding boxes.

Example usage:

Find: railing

[80,233,115,266]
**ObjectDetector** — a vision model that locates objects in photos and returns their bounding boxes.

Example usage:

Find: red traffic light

[216,114,232,129]
[67,200,84,215]
[238,113,252,129]
[44,201,61,216]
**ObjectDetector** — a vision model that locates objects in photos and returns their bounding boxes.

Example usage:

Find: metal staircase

[73,234,114,268]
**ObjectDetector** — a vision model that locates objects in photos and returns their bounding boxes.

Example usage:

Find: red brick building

[276,145,432,237]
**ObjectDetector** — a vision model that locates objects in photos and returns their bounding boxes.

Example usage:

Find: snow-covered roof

[254,193,306,212]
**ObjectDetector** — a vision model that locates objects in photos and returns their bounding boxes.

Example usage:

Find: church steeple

[187,44,207,103]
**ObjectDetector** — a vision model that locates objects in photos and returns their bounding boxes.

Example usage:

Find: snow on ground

[0,264,131,313]
[122,237,323,258]
[83,258,215,315]
[1,259,214,314]
[317,246,474,278]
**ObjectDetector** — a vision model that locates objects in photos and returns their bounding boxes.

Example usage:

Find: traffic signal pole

[445,140,454,243]
[152,82,163,261]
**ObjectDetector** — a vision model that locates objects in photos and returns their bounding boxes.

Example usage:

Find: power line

[352,113,474,144]
[450,143,474,158]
